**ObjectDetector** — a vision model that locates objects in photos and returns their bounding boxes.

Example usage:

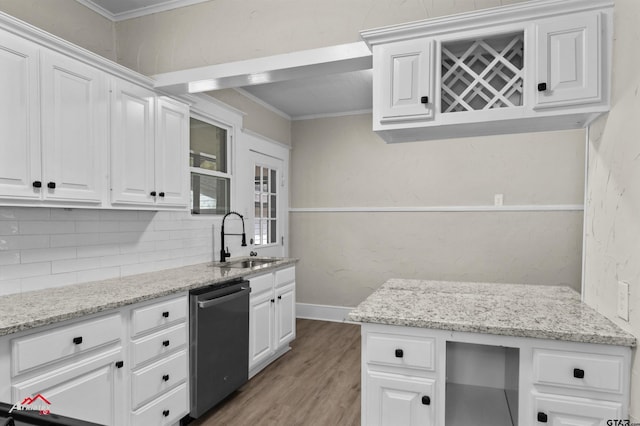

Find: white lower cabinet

[1,293,189,426]
[249,266,296,377]
[360,324,632,426]
[366,371,435,426]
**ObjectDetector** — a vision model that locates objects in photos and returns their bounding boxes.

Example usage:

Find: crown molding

[75,0,212,22]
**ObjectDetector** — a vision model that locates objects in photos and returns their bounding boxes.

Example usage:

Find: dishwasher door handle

[197,287,250,309]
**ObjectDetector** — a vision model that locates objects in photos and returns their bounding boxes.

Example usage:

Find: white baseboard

[296,303,358,324]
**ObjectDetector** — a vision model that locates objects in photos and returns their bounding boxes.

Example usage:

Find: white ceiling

[76,0,211,21]
[239,70,373,120]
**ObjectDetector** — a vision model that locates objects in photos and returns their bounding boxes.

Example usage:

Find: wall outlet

[617,281,629,321]
[494,194,504,206]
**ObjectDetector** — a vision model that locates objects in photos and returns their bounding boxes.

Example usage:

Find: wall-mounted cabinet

[361,0,613,142]
[111,79,189,209]
[0,13,190,210]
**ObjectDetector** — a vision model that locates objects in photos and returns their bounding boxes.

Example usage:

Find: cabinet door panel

[12,349,124,426]
[366,371,435,426]
[155,97,189,207]
[535,12,601,108]
[41,51,107,203]
[110,78,156,205]
[0,31,41,200]
[376,39,434,124]
[275,283,295,348]
[533,393,621,426]
[249,292,274,368]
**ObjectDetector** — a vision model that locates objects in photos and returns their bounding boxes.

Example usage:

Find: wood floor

[191,319,361,426]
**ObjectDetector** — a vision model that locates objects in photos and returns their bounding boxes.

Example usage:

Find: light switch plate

[617,281,629,321]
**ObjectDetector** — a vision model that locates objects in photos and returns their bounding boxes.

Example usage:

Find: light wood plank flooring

[191,319,361,426]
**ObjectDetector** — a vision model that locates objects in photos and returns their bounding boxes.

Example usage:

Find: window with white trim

[254,165,277,245]
[190,117,231,215]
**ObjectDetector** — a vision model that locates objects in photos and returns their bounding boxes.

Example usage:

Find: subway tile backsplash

[0,207,224,296]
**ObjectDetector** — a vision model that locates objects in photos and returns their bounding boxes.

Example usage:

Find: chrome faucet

[220,211,247,262]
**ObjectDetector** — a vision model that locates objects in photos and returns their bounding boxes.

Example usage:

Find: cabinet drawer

[250,273,274,295]
[131,295,187,337]
[366,332,435,371]
[12,314,121,376]
[131,349,188,409]
[533,349,624,394]
[131,382,188,426]
[275,267,295,287]
[131,323,187,367]
[533,392,622,424]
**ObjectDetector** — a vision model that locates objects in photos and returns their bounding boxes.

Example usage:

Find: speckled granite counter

[0,257,297,337]
[348,279,636,347]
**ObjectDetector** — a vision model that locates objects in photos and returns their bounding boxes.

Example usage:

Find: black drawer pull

[395,349,403,358]
[159,192,165,197]
[115,361,124,368]
[162,410,170,417]
[537,412,548,423]
[162,340,170,347]
[573,368,585,379]
[162,311,169,318]
[32,181,42,188]
[47,182,56,189]
[278,295,282,300]
[420,96,429,104]
[150,191,157,196]
[537,82,547,92]
[421,395,430,405]
[72,336,83,345]
[271,299,275,303]
[162,374,170,382]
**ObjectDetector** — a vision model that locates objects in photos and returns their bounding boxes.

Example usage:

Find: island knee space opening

[445,342,519,426]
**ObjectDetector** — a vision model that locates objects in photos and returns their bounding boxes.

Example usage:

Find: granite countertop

[348,279,637,347]
[0,257,297,337]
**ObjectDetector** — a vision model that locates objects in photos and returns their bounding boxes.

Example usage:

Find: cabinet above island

[349,279,635,426]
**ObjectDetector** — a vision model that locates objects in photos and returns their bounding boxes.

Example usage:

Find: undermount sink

[223,259,277,269]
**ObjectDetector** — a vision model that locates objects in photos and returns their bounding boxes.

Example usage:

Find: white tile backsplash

[0,207,230,296]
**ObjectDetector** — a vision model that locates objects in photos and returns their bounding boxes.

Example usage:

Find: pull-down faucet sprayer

[220,211,247,262]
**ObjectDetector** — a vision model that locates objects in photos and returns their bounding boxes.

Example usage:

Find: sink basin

[223,259,277,269]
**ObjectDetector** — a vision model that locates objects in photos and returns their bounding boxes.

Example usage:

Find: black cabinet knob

[420,96,429,104]
[162,340,170,347]
[159,192,165,197]
[537,412,548,423]
[271,299,275,303]
[537,82,548,92]
[162,374,170,382]
[421,395,431,405]
[72,336,83,345]
[32,181,42,188]
[162,410,170,417]
[115,361,124,368]
[162,311,169,318]
[573,368,585,379]
[395,349,403,358]
[278,295,282,300]
[47,182,56,189]
[150,191,157,196]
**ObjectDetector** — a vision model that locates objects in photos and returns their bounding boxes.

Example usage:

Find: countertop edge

[0,257,298,337]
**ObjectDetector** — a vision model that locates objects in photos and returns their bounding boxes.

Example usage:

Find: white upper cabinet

[110,79,156,206]
[534,12,601,109]
[375,39,435,125]
[0,12,191,210]
[110,81,189,210]
[40,50,107,204]
[154,97,189,208]
[0,31,40,200]
[361,0,613,142]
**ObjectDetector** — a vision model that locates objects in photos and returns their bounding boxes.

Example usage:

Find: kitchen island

[349,279,636,426]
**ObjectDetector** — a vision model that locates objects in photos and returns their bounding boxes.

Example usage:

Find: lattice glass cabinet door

[254,165,277,246]
[440,32,524,113]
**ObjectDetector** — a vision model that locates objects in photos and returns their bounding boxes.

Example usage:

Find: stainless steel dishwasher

[189,278,250,418]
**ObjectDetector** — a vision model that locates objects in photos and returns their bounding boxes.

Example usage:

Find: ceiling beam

[152,41,372,95]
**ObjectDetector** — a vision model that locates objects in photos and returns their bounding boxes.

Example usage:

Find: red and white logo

[9,393,51,415]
